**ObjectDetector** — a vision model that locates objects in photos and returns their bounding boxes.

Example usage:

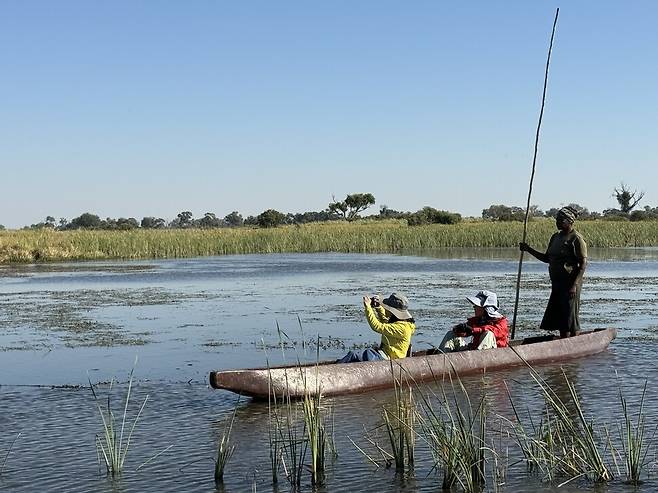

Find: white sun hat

[466,290,503,319]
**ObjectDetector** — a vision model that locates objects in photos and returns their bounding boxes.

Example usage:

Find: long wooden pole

[511,8,559,340]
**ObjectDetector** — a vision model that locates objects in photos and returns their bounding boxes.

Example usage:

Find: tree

[328,193,375,221]
[379,205,405,219]
[613,183,645,213]
[482,204,543,221]
[141,217,166,229]
[170,211,194,228]
[58,218,68,230]
[408,207,462,226]
[0,224,4,230]
[198,212,222,228]
[45,216,56,228]
[545,203,599,220]
[224,211,244,227]
[116,217,139,230]
[69,213,102,229]
[257,209,286,228]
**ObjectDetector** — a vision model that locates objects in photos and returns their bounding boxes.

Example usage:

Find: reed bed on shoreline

[2,219,658,263]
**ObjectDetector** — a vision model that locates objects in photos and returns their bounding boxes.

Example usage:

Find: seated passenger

[438,290,509,352]
[337,292,416,363]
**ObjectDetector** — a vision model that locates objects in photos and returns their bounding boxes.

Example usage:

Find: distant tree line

[11,184,657,231]
[482,183,657,222]
[18,193,462,231]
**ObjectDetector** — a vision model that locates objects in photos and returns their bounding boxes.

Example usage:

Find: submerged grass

[2,219,658,262]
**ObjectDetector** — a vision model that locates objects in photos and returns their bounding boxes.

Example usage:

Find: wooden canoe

[209,328,616,399]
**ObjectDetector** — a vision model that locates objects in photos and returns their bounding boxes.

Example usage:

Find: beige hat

[381,292,412,320]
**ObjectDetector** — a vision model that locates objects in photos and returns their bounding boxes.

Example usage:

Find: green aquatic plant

[381,365,416,473]
[89,365,148,475]
[214,403,238,483]
[1,433,21,475]
[616,379,655,485]
[504,355,613,484]
[417,373,489,492]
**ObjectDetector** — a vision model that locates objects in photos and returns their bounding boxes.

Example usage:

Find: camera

[370,296,380,308]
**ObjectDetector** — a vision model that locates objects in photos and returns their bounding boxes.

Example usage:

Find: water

[1,250,658,491]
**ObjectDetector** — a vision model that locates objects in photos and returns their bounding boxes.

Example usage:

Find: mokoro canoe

[209,328,616,399]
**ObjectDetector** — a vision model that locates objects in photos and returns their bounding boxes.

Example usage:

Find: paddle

[511,8,559,340]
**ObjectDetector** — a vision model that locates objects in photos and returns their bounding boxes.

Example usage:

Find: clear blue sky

[2,1,657,228]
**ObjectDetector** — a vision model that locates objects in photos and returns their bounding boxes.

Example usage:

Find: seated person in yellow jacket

[337,292,416,363]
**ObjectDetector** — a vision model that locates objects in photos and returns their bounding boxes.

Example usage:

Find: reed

[1,433,21,475]
[617,380,655,485]
[90,366,148,475]
[214,404,238,483]
[506,361,612,484]
[2,219,658,263]
[417,374,489,492]
[381,366,416,473]
[302,391,327,485]
[300,336,332,486]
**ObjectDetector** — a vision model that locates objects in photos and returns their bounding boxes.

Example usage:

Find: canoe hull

[209,328,616,399]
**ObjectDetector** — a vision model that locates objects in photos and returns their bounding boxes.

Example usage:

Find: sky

[1,1,657,228]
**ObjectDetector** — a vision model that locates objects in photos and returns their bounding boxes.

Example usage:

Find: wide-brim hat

[381,292,412,320]
[466,290,503,319]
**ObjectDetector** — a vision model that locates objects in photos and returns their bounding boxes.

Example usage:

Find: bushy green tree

[197,212,222,228]
[69,213,103,229]
[408,206,461,226]
[141,217,166,229]
[224,211,244,227]
[328,193,375,221]
[482,204,542,221]
[257,209,286,228]
[116,217,139,230]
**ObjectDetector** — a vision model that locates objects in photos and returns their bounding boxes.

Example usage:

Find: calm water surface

[1,250,658,492]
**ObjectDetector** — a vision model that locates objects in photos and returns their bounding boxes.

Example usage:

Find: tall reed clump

[90,366,148,475]
[507,364,612,484]
[303,389,328,485]
[214,404,238,483]
[300,336,333,486]
[1,433,21,475]
[265,329,335,488]
[616,379,656,485]
[417,374,489,492]
[381,365,416,473]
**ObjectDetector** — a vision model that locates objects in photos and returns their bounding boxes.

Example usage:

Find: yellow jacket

[364,305,415,359]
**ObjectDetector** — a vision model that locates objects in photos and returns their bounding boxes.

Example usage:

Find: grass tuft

[89,363,148,475]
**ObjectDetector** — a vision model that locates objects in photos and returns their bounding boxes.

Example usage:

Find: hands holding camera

[363,294,381,308]
[452,322,473,337]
